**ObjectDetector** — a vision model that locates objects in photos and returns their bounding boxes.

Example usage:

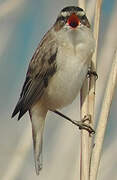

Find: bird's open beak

[67,13,80,29]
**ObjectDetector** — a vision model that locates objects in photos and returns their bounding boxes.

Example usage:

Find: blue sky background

[0,0,117,179]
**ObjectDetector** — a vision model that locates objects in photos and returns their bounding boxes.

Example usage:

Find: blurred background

[0,0,117,179]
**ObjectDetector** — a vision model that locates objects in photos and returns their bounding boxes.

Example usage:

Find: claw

[82,114,91,123]
[87,68,98,80]
[74,120,95,134]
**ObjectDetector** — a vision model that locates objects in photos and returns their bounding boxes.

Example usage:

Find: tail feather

[29,104,47,175]
[33,128,43,175]
[12,99,27,120]
[12,100,22,118]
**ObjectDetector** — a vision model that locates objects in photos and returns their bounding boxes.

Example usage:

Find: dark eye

[80,15,87,24]
[57,16,66,22]
[56,16,68,28]
[80,15,86,20]
[80,15,90,28]
[55,16,67,31]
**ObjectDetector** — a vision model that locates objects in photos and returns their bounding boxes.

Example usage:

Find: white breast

[43,27,95,110]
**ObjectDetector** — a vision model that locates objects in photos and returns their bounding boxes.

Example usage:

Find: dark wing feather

[12,29,57,120]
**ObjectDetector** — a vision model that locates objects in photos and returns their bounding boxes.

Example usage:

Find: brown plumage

[12,29,57,120]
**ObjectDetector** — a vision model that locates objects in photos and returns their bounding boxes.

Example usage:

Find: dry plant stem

[78,1,91,180]
[79,0,102,179]
[80,79,90,180]
[88,0,103,172]
[90,50,117,180]
[89,0,103,134]
[78,0,85,10]
[87,0,97,22]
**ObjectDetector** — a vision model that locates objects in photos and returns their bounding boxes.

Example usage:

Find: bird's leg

[53,110,95,134]
[87,67,98,80]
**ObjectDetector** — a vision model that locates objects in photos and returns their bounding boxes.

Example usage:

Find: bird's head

[54,6,90,32]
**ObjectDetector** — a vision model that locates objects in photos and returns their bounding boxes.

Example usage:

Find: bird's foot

[87,67,98,80]
[74,115,95,134]
[53,110,95,134]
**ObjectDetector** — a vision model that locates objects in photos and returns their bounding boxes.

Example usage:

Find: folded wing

[12,30,58,120]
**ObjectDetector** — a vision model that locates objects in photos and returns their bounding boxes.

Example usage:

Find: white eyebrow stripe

[78,11,85,16]
[61,11,68,17]
[61,11,85,17]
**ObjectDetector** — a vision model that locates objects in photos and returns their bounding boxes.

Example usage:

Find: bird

[12,6,95,175]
